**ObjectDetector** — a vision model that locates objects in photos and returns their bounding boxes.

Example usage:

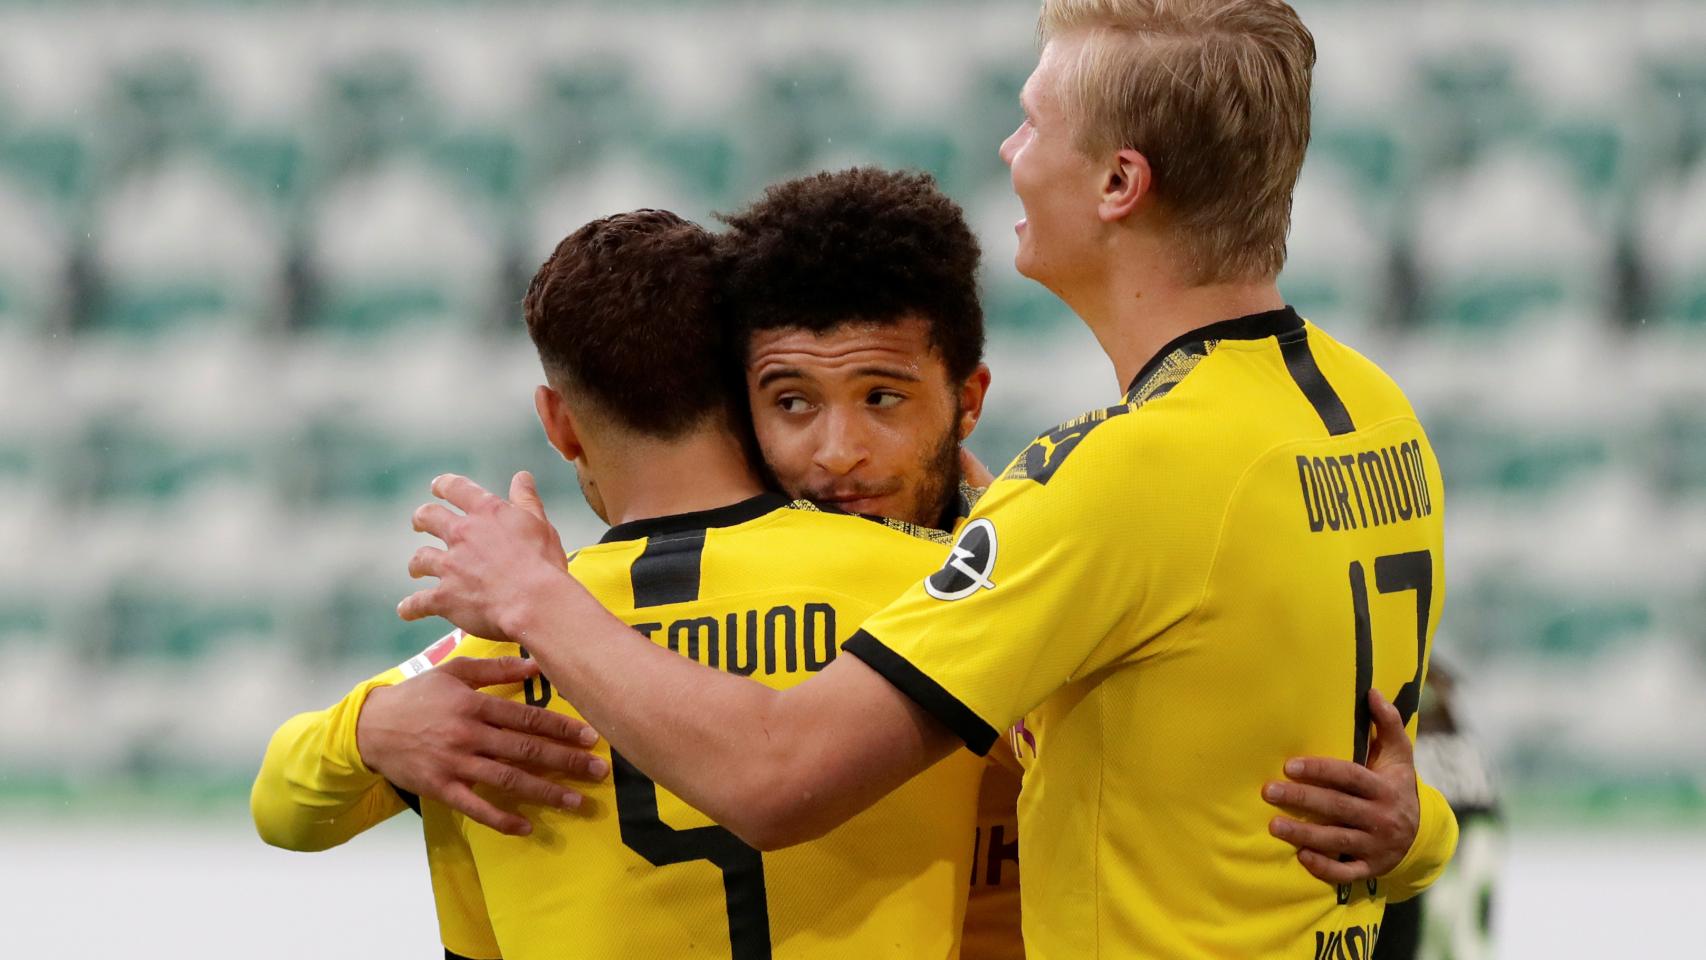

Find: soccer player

[401,1,1458,956]
[257,189,1003,958]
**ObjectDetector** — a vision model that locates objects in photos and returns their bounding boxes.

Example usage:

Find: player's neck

[1072,241,1284,393]
[591,428,767,528]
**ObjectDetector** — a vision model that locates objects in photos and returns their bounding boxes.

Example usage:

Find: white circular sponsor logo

[924,518,999,601]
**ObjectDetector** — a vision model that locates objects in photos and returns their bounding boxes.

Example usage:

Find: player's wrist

[352,683,399,776]
[496,564,576,647]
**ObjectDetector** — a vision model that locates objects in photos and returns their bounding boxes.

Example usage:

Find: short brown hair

[1040,0,1316,282]
[719,167,985,383]
[523,210,736,437]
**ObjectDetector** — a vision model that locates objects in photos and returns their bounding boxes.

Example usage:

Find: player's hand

[399,472,572,643]
[1262,688,1420,885]
[356,655,608,836]
[959,446,997,489]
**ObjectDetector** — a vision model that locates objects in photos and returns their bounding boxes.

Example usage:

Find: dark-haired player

[400,1,1460,956]
[262,209,989,959]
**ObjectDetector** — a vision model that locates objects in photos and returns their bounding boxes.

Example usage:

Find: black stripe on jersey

[444,949,499,960]
[843,629,999,755]
[1277,327,1356,436]
[600,492,790,545]
[629,531,708,607]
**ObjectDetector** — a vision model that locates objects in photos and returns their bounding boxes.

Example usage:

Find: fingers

[408,545,445,580]
[1262,779,1378,827]
[1269,816,1371,860]
[439,780,533,837]
[478,729,609,783]
[397,587,439,622]
[510,471,549,523]
[476,695,602,749]
[460,756,584,811]
[1295,847,1375,885]
[1368,688,1414,767]
[412,503,459,540]
[1278,755,1386,799]
[958,446,997,487]
[433,473,500,514]
[437,655,540,687]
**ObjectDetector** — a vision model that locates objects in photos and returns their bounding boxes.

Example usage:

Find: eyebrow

[754,364,924,389]
[756,366,806,389]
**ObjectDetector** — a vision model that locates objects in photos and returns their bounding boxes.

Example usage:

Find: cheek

[751,413,813,483]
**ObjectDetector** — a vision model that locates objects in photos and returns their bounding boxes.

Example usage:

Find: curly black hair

[523,209,738,438]
[719,167,985,381]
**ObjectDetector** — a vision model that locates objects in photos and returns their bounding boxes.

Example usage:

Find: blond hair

[1039,0,1316,283]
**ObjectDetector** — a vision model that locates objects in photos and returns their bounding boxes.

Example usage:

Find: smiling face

[746,316,983,528]
[999,34,1110,296]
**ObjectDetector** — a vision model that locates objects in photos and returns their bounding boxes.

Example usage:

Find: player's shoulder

[1299,321,1425,425]
[764,499,955,554]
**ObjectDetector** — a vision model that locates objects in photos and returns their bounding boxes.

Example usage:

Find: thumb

[510,471,549,522]
[1366,688,1413,771]
[439,655,542,689]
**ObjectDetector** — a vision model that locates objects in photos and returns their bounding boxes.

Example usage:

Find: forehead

[1027,34,1083,109]
[746,316,945,381]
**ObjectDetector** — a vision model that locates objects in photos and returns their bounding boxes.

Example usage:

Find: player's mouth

[816,490,900,516]
[1015,217,1028,235]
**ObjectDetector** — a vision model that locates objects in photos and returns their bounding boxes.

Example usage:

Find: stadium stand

[0,0,1700,823]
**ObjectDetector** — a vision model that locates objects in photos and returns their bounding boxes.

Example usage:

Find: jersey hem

[843,629,999,755]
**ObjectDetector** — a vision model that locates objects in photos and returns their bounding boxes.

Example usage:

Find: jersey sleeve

[250,628,479,850]
[423,801,503,959]
[845,422,1181,753]
[1381,777,1460,903]
[250,671,407,851]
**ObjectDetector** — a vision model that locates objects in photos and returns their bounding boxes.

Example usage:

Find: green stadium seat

[743,58,874,181]
[1413,147,1611,330]
[320,581,451,664]
[1427,412,1612,496]
[1637,161,1706,327]
[87,157,285,334]
[305,159,504,334]
[525,57,656,181]
[100,580,276,659]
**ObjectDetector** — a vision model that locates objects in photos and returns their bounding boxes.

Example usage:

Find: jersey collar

[1124,306,1304,400]
[599,492,793,544]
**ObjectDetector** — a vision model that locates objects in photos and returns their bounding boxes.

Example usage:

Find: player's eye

[868,390,905,409]
[777,396,812,414]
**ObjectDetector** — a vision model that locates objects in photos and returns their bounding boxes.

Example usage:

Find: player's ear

[1097,147,1151,224]
[956,364,993,442]
[535,385,583,462]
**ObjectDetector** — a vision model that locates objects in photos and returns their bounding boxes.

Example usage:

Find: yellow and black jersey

[847,308,1452,958]
[423,494,987,960]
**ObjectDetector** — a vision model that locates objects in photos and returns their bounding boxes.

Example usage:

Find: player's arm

[495,590,960,850]
[252,651,604,849]
[1261,688,1459,897]
[251,673,412,852]
[401,469,1135,850]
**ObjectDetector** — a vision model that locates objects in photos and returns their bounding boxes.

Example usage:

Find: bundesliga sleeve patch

[925,518,999,601]
[397,629,463,678]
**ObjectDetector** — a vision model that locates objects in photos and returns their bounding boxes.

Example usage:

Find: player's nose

[813,412,869,476]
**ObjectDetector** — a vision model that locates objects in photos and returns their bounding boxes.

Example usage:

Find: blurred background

[1,0,1703,955]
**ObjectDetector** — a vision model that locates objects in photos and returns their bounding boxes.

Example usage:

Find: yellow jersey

[423,495,988,959]
[847,308,1451,958]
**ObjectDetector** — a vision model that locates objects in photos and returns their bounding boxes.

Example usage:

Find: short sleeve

[845,423,1163,753]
